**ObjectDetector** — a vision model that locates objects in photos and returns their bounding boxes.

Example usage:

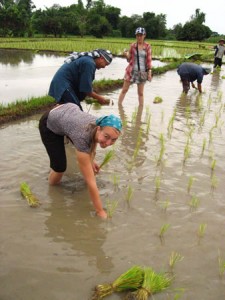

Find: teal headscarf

[96,114,122,132]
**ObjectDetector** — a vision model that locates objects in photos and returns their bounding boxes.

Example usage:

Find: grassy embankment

[0,37,214,125]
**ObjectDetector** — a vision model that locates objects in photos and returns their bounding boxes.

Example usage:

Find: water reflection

[0,49,167,105]
[45,185,113,273]
[0,49,36,66]
[210,70,222,91]
[118,104,149,170]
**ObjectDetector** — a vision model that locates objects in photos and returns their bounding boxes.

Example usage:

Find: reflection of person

[177,62,211,93]
[118,104,148,170]
[213,39,225,69]
[118,27,152,106]
[39,103,122,219]
[49,49,113,110]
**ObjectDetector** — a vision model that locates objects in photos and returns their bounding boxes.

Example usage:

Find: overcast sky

[32,0,224,35]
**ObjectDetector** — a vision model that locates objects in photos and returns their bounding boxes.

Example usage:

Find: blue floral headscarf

[96,115,122,132]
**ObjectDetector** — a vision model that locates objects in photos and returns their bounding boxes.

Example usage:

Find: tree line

[0,0,215,40]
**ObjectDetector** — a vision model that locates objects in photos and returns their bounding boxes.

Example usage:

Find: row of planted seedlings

[99,90,225,284]
[0,36,215,60]
[104,90,224,215]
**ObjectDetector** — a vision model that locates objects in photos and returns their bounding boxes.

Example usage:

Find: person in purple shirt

[49,49,113,110]
[177,62,211,94]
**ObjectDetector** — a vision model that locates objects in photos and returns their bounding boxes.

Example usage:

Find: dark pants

[214,57,222,68]
[39,112,66,172]
[59,87,83,111]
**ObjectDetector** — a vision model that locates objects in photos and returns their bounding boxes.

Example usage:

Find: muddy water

[0,49,165,105]
[1,64,225,299]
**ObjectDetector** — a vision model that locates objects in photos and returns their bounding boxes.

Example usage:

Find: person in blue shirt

[49,49,113,110]
[177,62,211,94]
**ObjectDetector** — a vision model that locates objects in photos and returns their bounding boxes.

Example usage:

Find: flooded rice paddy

[1,50,225,299]
[0,49,166,105]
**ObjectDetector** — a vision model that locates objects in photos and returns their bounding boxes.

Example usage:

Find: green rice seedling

[207,94,212,109]
[92,265,144,299]
[159,223,170,239]
[20,182,40,207]
[208,126,215,145]
[132,126,143,160]
[185,106,191,123]
[217,90,223,102]
[201,137,207,157]
[146,112,151,134]
[125,185,134,204]
[186,126,195,141]
[189,195,200,211]
[187,176,195,194]
[106,200,118,218]
[161,110,164,123]
[199,110,206,128]
[197,223,207,239]
[214,112,220,128]
[125,267,173,300]
[169,251,184,269]
[157,133,165,164]
[131,107,138,124]
[160,199,170,212]
[183,138,191,163]
[99,149,115,169]
[218,250,225,278]
[211,159,216,172]
[196,94,203,111]
[155,176,161,193]
[173,288,186,300]
[110,174,120,190]
[211,174,218,190]
[167,109,176,138]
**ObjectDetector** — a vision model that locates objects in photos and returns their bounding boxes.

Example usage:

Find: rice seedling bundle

[99,149,115,169]
[125,267,173,300]
[20,182,40,207]
[153,96,163,104]
[92,265,144,300]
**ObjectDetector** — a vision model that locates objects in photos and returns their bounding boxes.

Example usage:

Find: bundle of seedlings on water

[99,149,115,169]
[125,267,173,300]
[20,182,40,207]
[92,265,144,300]
[153,96,163,104]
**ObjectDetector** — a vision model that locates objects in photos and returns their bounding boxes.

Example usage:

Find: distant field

[0,37,215,60]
